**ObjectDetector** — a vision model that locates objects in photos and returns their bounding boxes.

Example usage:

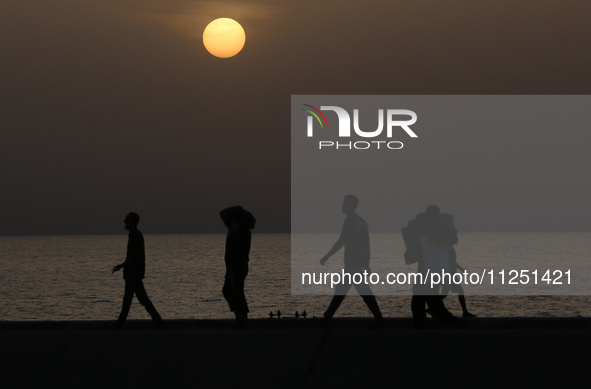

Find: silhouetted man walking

[112,212,164,329]
[220,205,255,329]
[320,195,383,325]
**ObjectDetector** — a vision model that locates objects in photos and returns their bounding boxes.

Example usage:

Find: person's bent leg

[233,263,249,315]
[323,283,350,320]
[426,296,459,327]
[231,264,249,328]
[116,281,134,328]
[355,283,383,322]
[459,295,476,317]
[411,295,428,328]
[222,268,237,312]
[134,279,164,329]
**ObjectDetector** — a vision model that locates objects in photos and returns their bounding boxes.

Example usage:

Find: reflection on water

[1,233,591,320]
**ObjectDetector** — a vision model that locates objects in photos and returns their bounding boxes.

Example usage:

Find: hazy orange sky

[1,0,591,234]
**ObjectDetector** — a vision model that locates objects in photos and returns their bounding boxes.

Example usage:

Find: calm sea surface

[1,233,591,321]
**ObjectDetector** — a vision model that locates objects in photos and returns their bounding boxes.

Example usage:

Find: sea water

[1,233,591,321]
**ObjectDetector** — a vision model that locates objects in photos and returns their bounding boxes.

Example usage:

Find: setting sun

[202,18,246,58]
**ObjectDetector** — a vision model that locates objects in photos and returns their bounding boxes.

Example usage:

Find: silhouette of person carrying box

[320,195,383,326]
[406,205,460,328]
[220,205,256,329]
[112,212,164,329]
